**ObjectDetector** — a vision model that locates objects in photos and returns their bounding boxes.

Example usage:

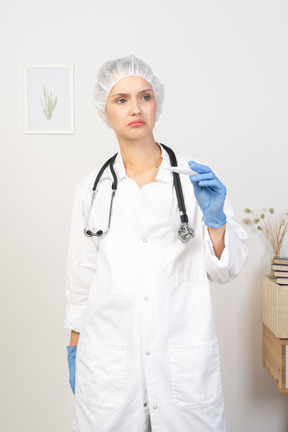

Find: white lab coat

[65,145,248,432]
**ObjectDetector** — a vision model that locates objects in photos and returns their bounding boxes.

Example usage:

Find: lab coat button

[146,351,150,356]
[144,402,148,407]
[142,238,147,243]
[153,405,157,410]
[144,296,149,300]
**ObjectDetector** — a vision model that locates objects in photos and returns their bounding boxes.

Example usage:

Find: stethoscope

[84,144,195,243]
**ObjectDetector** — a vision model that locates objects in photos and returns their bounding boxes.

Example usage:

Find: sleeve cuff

[203,224,230,268]
[64,304,87,332]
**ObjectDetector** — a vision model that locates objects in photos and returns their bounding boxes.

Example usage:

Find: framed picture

[23,65,74,134]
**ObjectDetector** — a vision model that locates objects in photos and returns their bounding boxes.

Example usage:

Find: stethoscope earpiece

[84,229,104,237]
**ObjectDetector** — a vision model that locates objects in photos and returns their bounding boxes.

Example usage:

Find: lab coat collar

[100,143,173,184]
[97,151,127,183]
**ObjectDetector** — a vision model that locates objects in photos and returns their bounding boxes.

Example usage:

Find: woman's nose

[130,98,141,115]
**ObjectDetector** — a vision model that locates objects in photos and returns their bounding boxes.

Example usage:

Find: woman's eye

[116,98,127,104]
[141,95,151,101]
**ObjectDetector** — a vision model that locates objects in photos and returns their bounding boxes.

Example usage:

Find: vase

[268,246,281,278]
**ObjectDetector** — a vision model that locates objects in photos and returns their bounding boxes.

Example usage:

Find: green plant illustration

[40,86,58,120]
[243,207,288,257]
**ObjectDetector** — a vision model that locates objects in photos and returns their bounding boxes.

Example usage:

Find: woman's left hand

[67,345,77,395]
[188,161,227,228]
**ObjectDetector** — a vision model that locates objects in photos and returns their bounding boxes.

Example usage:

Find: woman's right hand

[67,345,77,394]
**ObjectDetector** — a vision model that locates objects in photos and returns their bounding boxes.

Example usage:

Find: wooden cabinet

[263,324,288,393]
[263,276,288,393]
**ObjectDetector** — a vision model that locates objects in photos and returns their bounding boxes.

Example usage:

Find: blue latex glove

[188,161,227,228]
[67,345,77,395]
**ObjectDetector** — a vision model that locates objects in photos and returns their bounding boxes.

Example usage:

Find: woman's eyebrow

[110,89,153,99]
[110,92,129,99]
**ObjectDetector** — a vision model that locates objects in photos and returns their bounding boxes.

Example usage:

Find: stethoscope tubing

[84,144,195,242]
[160,144,188,224]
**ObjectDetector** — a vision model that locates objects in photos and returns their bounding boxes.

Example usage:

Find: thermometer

[157,166,198,176]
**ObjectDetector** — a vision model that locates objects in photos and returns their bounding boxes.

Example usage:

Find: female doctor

[65,55,248,432]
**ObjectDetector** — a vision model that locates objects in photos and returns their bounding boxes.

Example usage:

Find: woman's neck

[117,136,163,187]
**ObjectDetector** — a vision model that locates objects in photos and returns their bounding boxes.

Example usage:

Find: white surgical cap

[93,54,164,125]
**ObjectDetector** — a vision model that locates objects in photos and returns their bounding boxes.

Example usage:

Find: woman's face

[105,76,157,141]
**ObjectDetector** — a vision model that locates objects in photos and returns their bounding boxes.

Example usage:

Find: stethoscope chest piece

[178,223,195,243]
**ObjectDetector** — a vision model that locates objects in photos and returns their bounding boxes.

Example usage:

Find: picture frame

[23,65,74,134]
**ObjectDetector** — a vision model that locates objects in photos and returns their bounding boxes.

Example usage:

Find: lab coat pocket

[76,340,126,410]
[169,340,222,410]
[165,230,206,281]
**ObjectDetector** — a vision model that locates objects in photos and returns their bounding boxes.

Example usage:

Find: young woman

[65,55,248,432]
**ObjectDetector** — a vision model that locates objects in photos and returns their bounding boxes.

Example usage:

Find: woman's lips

[128,120,146,127]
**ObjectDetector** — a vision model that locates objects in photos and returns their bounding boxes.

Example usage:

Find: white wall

[1,1,288,431]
